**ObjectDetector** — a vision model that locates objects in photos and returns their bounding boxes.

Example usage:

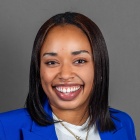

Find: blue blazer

[0,101,136,140]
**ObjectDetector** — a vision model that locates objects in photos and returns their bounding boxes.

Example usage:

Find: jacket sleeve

[122,112,137,140]
[128,116,137,140]
[0,120,6,140]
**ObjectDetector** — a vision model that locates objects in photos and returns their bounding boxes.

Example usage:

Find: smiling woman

[40,25,94,114]
[0,12,137,140]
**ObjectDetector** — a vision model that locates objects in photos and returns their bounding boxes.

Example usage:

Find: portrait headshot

[0,1,139,140]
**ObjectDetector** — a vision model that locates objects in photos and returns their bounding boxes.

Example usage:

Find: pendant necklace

[58,119,90,140]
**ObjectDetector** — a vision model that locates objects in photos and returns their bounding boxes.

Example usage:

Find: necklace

[58,119,90,140]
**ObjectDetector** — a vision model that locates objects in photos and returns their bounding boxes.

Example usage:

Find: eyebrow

[43,52,57,57]
[42,50,90,57]
[71,50,90,55]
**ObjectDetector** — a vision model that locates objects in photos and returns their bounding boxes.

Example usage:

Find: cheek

[40,62,55,80]
[40,71,54,85]
[40,70,54,96]
[80,65,94,84]
[40,65,54,85]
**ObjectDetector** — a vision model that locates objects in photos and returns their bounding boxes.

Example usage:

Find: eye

[74,59,87,65]
[45,61,59,67]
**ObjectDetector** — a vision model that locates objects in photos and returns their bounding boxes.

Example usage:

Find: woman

[0,12,136,140]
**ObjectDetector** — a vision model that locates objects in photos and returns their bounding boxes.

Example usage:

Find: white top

[53,114,101,140]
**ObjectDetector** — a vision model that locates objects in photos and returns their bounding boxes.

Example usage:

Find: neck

[51,105,89,126]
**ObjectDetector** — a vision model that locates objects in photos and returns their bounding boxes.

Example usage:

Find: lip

[53,84,83,101]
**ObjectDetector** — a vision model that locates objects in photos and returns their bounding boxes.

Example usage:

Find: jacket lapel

[21,100,58,140]
[21,100,129,140]
[99,117,129,140]
[22,121,128,140]
[21,124,57,140]
[99,128,129,140]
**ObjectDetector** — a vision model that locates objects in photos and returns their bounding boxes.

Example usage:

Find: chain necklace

[58,119,90,140]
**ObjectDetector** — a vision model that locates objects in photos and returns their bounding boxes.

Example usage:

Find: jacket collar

[21,100,128,140]
[99,120,127,140]
[21,100,57,140]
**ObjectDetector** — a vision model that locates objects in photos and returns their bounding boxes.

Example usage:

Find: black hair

[26,12,116,132]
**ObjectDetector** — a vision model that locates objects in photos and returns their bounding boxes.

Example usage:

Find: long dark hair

[26,12,115,132]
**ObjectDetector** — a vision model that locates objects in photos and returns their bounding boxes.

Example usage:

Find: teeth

[56,86,80,94]
[67,88,70,93]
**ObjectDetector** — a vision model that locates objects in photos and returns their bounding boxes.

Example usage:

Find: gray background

[0,0,139,138]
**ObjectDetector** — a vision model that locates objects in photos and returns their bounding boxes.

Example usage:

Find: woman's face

[40,25,94,111]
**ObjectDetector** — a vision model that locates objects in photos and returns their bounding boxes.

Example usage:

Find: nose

[58,64,74,81]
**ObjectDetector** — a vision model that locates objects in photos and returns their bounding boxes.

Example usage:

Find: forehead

[41,24,92,53]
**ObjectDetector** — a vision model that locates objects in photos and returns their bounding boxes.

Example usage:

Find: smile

[55,86,81,94]
[54,85,83,101]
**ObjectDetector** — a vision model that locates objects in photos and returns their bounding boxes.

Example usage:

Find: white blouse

[53,114,101,140]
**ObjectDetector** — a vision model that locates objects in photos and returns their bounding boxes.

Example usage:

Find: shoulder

[109,108,136,140]
[0,108,33,140]
[109,108,134,124]
[0,108,31,124]
[0,108,29,117]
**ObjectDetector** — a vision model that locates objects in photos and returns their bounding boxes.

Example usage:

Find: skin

[40,24,94,125]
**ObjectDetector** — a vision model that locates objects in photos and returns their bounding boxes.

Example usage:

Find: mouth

[55,85,81,94]
[53,85,83,101]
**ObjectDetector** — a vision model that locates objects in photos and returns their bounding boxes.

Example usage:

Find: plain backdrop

[0,0,139,138]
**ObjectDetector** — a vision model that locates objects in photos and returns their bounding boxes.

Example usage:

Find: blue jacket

[0,101,136,140]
